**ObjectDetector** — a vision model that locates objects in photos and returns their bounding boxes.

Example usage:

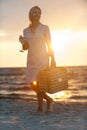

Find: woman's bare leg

[36,90,43,112]
[42,91,53,112]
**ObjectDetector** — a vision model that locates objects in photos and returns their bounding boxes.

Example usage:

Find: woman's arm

[44,26,54,57]
[44,25,56,66]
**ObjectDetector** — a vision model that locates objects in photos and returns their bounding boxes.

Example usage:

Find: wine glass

[19,45,24,52]
[19,35,24,52]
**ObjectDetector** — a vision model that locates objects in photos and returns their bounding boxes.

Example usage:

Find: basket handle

[50,56,56,67]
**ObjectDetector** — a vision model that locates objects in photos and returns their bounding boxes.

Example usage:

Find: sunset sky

[0,0,87,67]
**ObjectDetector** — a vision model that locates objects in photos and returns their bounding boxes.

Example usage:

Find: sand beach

[0,99,87,130]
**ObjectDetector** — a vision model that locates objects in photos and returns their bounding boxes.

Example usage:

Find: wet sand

[0,98,87,130]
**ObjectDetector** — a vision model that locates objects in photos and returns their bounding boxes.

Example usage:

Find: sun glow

[51,30,72,53]
[0,29,87,67]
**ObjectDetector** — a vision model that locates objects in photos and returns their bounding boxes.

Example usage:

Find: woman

[19,6,55,113]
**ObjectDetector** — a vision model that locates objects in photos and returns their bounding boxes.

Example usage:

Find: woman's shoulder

[40,23,49,28]
[40,23,49,31]
[23,26,30,33]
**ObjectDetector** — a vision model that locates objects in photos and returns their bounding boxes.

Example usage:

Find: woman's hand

[19,35,26,44]
[19,35,29,50]
[48,51,56,67]
[51,56,56,67]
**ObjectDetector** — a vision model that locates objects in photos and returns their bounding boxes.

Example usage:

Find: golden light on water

[31,80,71,102]
[47,91,71,102]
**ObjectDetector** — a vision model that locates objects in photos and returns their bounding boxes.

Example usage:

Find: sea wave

[0,66,87,102]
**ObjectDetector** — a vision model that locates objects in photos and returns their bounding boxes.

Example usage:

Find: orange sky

[0,0,87,67]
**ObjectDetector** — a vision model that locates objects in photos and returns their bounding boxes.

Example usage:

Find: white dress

[23,23,52,85]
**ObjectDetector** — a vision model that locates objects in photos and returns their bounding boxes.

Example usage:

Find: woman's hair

[29,6,41,20]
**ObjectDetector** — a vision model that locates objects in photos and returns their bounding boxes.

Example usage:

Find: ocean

[0,66,87,103]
